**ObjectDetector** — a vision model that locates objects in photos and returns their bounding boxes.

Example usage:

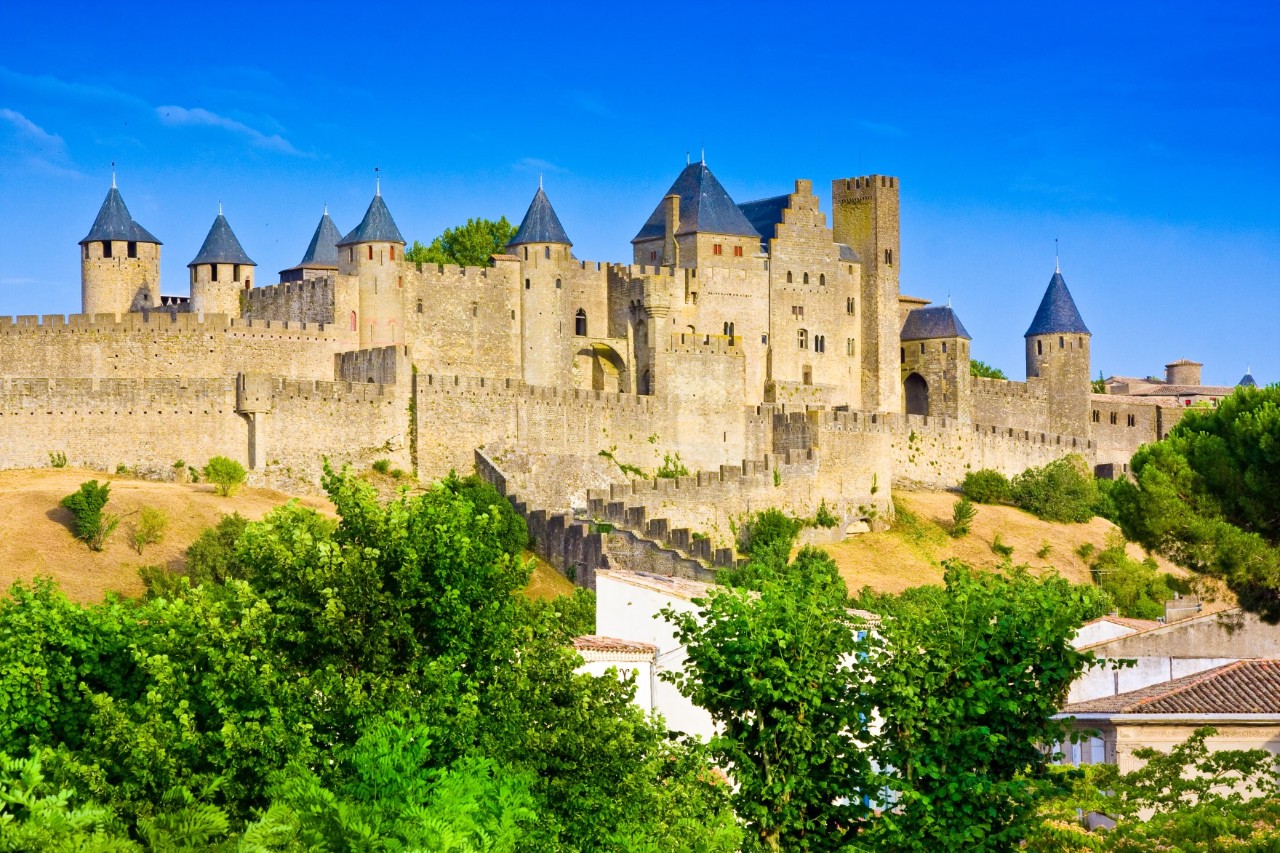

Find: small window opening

[919,342,925,354]
[1092,410,1100,423]
[234,264,241,282]
[102,241,112,258]
[368,246,373,260]
[1127,414,1136,427]
[884,248,893,265]
[349,248,354,262]
[555,278,561,289]
[1059,336,1065,349]
[84,245,89,260]
[713,243,722,255]
[815,335,825,353]
[846,297,855,314]
[525,279,531,290]
[942,341,948,353]
[798,328,808,349]
[545,246,551,259]
[803,272,810,284]
[390,245,396,260]
[786,271,793,283]
[819,273,825,286]
[524,247,529,260]
[1110,412,1117,425]
[847,338,855,356]
[575,309,587,336]
[416,300,423,314]
[1037,340,1043,356]
[900,347,905,364]
[211,264,218,282]
[733,245,743,257]
[127,241,137,258]
[350,311,357,332]
[650,251,656,261]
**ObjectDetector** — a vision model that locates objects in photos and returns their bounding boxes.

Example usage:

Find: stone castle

[0,161,1218,556]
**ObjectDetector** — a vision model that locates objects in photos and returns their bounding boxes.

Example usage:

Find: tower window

[545,246,551,259]
[1059,336,1065,349]
[556,278,561,289]
[900,347,905,364]
[798,328,808,350]
[1127,414,1136,427]
[127,241,137,258]
[942,341,948,353]
[368,246,373,260]
[211,264,218,282]
[390,245,396,260]
[349,248,354,262]
[416,300,423,314]
[1079,336,1083,347]
[723,321,735,338]
[102,241,112,258]
[650,251,656,261]
[884,248,893,265]
[525,279,531,290]
[84,245,89,260]
[920,342,925,354]
[786,271,793,283]
[234,264,241,282]
[350,311,357,331]
[733,245,743,257]
[847,338,855,356]
[1092,410,1100,423]
[1037,340,1043,356]
[713,244,722,255]
[814,335,825,353]
[575,309,587,336]
[819,273,825,286]
[1110,412,1118,425]
[846,297,855,315]
[803,272,810,284]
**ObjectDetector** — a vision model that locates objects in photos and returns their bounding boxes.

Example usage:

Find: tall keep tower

[336,186,406,347]
[1025,265,1091,437]
[832,175,901,413]
[510,185,573,387]
[79,180,162,315]
[188,209,255,316]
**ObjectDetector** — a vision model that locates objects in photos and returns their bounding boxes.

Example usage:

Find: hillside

[0,468,572,603]
[827,489,1216,598]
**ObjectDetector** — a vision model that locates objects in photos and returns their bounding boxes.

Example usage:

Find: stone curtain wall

[245,279,339,325]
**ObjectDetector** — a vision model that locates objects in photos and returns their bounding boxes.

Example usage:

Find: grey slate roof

[836,243,861,262]
[188,214,255,267]
[291,211,342,269]
[80,187,161,245]
[509,187,572,246]
[337,193,405,246]
[900,305,971,341]
[1239,372,1258,387]
[737,195,788,246]
[633,163,761,243]
[1025,270,1090,337]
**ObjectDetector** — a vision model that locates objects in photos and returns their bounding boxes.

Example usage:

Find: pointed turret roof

[337,192,404,246]
[509,187,572,246]
[188,213,255,267]
[1025,269,1089,337]
[1239,369,1258,388]
[80,186,161,245]
[633,162,761,243]
[296,210,343,268]
[901,305,971,341]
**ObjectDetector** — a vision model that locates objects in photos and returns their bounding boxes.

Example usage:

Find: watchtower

[899,304,972,421]
[1025,265,1091,436]
[336,185,406,347]
[188,207,255,317]
[79,179,162,315]
[510,185,574,387]
[832,175,901,413]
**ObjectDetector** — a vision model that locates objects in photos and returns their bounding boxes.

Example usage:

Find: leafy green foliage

[371,457,391,474]
[59,480,118,551]
[655,451,690,479]
[991,532,1014,558]
[127,506,166,555]
[183,513,249,587]
[201,456,246,497]
[736,508,803,557]
[664,545,874,851]
[1010,454,1099,523]
[1112,386,1280,618]
[950,496,976,537]
[405,217,518,268]
[1086,533,1188,619]
[440,470,529,559]
[47,451,67,468]
[962,468,1012,504]
[863,562,1108,851]
[970,359,1008,380]
[813,499,839,529]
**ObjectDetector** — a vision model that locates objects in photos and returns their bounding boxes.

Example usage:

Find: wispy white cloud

[515,157,567,175]
[0,108,83,178]
[858,120,907,137]
[0,67,148,109]
[155,105,303,155]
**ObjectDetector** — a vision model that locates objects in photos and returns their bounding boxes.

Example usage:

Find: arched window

[555,278,562,289]
[786,271,793,283]
[846,297,855,314]
[389,245,395,260]
[797,328,808,350]
[723,321,735,338]
[814,335,825,353]
[803,272,810,284]
[367,245,373,260]
[545,246,551,259]
[575,309,587,336]
[819,273,825,286]
[350,311,357,332]
[416,300,423,314]
[635,319,647,346]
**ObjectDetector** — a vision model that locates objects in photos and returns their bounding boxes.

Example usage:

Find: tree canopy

[970,359,1008,380]
[405,217,518,268]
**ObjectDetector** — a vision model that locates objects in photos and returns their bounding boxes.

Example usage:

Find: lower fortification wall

[244,279,337,325]
[890,413,1095,488]
[971,376,1051,433]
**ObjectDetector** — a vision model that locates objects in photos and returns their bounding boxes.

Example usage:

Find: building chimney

[662,194,680,266]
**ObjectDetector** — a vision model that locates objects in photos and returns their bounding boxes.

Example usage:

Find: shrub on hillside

[1010,455,1098,523]
[203,456,247,497]
[186,513,251,586]
[1088,534,1189,620]
[962,469,1011,504]
[950,497,976,538]
[128,506,167,555]
[60,480,118,551]
[737,508,804,557]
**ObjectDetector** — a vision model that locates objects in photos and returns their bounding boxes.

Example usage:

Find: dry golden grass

[521,552,576,600]
[0,467,334,603]
[828,490,1193,596]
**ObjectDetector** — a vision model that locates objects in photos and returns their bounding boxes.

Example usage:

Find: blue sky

[1,0,1276,385]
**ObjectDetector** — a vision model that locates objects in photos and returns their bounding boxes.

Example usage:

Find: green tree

[950,496,976,537]
[440,471,529,559]
[1010,454,1099,523]
[59,480,118,551]
[1114,386,1280,618]
[962,468,1012,504]
[863,562,1108,852]
[127,506,167,555]
[202,457,246,497]
[405,217,518,268]
[663,546,874,851]
[970,359,1008,380]
[183,513,251,587]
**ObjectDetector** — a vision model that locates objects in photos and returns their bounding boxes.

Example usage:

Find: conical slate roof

[1025,270,1089,337]
[901,305,972,341]
[509,187,572,246]
[294,211,342,268]
[337,192,404,246]
[80,186,161,245]
[1239,370,1258,388]
[633,162,761,243]
[188,213,255,267]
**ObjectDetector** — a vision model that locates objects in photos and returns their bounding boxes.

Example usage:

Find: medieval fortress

[0,162,1222,560]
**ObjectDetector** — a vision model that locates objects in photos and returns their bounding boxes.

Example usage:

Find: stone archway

[573,343,629,393]
[904,372,929,416]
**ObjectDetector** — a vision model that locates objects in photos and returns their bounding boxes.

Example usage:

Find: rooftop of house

[573,635,658,655]
[633,162,762,243]
[1062,659,1280,716]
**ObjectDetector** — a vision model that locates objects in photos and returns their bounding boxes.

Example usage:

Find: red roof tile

[1063,660,1280,715]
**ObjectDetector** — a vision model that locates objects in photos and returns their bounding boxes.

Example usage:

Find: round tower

[510,184,574,387]
[188,207,256,317]
[1025,264,1091,436]
[335,185,406,347]
[79,178,162,315]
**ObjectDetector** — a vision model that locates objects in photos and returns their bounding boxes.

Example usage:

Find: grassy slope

[827,490,1199,597]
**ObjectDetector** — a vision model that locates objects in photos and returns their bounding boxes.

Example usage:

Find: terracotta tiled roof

[1063,660,1280,715]
[573,635,658,654]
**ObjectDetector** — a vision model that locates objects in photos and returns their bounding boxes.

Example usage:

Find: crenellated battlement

[0,312,338,340]
[667,333,746,356]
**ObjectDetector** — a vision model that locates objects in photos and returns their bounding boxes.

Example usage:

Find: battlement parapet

[248,279,335,299]
[607,262,682,280]
[972,376,1037,397]
[833,174,898,194]
[667,333,746,356]
[406,260,517,283]
[0,311,338,341]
